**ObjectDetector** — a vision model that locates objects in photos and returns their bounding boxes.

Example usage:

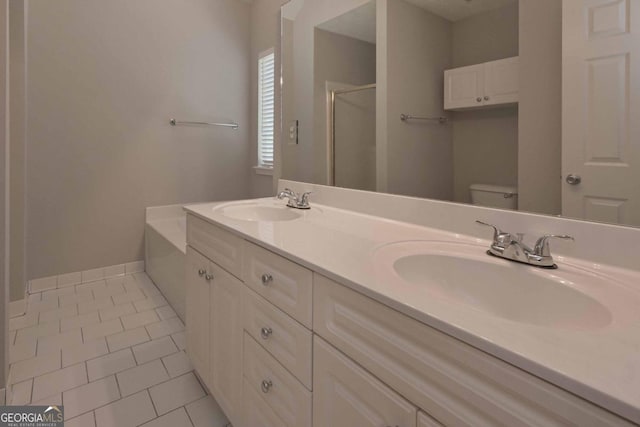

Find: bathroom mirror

[280,0,640,228]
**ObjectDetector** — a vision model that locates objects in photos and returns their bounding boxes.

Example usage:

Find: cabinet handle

[476,97,482,102]
[260,327,273,340]
[261,274,273,285]
[198,269,206,277]
[205,273,214,281]
[261,379,273,393]
[484,96,490,101]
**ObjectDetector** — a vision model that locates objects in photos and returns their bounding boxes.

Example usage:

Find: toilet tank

[470,184,518,210]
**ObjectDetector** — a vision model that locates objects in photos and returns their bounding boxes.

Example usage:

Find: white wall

[379,0,453,199]
[26,0,252,279]
[518,0,562,215]
[451,3,519,204]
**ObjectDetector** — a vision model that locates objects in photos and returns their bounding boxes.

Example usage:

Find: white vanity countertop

[184,197,640,423]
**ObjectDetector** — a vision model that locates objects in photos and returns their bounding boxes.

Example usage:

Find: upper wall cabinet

[445,57,519,111]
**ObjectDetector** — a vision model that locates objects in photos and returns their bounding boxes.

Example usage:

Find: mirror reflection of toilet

[470,184,518,210]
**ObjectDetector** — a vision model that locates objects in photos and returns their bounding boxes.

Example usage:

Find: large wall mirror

[280,0,640,228]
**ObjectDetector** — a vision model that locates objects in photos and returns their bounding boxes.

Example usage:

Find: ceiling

[316,2,377,45]
[405,0,518,22]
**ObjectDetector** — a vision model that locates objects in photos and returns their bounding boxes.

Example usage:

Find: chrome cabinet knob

[566,174,582,185]
[198,269,206,277]
[484,95,490,101]
[476,97,482,102]
[261,379,273,393]
[261,274,273,285]
[205,273,214,281]
[260,327,273,340]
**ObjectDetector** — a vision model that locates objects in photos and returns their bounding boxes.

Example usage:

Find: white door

[562,0,640,225]
[444,64,484,110]
[313,336,417,427]
[484,57,519,106]
[209,261,243,427]
[185,247,211,386]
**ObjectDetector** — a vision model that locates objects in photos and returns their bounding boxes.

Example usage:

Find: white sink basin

[214,201,303,222]
[373,241,636,330]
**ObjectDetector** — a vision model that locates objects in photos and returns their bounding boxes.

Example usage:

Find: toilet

[470,184,518,210]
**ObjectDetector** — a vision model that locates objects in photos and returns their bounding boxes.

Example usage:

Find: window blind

[258,50,275,168]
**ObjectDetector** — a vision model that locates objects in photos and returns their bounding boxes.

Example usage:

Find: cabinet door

[483,57,519,106]
[418,411,444,427]
[444,63,484,110]
[209,261,244,427]
[185,247,211,386]
[243,380,287,427]
[313,336,417,427]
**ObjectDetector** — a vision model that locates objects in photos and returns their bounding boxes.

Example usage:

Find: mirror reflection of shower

[330,84,376,191]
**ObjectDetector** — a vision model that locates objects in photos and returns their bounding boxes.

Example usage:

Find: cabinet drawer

[419,411,444,427]
[314,336,418,427]
[243,287,312,389]
[243,241,312,328]
[314,274,634,427]
[243,379,287,427]
[243,333,311,427]
[186,214,243,278]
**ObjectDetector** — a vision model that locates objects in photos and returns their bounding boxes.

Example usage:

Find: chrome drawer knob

[260,327,273,340]
[476,97,482,102]
[261,274,273,285]
[198,269,206,277]
[261,379,273,393]
[205,273,214,281]
[484,96,490,101]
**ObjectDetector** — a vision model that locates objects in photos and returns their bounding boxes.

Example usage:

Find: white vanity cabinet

[445,56,519,110]
[185,247,211,382]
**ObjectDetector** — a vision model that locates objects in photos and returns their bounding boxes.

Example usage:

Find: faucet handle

[300,191,312,207]
[533,235,574,257]
[476,221,512,244]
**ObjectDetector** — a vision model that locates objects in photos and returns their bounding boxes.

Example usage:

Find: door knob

[566,174,582,185]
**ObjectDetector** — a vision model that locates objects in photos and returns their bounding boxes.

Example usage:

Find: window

[258,49,275,169]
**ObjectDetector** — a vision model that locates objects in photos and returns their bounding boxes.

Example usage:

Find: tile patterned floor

[8,270,229,427]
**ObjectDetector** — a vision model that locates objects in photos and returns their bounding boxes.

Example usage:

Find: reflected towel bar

[400,114,448,125]
[169,118,239,130]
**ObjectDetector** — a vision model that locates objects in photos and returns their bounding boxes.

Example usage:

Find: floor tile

[76,280,107,295]
[9,312,38,331]
[63,376,120,419]
[155,305,176,320]
[125,261,145,274]
[9,337,37,364]
[27,298,59,314]
[62,338,109,367]
[39,305,78,324]
[82,318,123,341]
[10,350,61,383]
[61,311,101,332]
[133,336,177,365]
[60,290,94,307]
[94,390,156,427]
[65,412,96,427]
[9,329,16,346]
[58,271,82,288]
[122,276,140,293]
[99,302,135,322]
[38,329,83,355]
[116,359,169,397]
[112,289,146,305]
[15,321,59,342]
[9,299,26,318]
[30,276,57,293]
[93,282,125,299]
[146,317,184,340]
[171,332,186,351]
[106,327,149,352]
[149,373,205,415]
[30,392,62,406]
[10,379,33,405]
[134,294,168,312]
[186,396,228,427]
[78,296,114,315]
[121,310,160,330]
[41,286,75,301]
[87,349,136,382]
[32,362,87,402]
[162,351,193,378]
[140,407,192,427]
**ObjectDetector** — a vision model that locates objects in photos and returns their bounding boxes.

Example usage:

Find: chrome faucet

[476,221,574,269]
[277,188,312,210]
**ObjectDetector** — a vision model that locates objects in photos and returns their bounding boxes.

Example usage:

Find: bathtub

[145,204,186,321]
